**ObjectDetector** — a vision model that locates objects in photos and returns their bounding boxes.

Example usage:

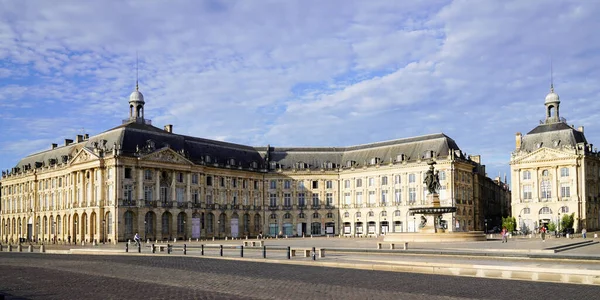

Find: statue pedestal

[428,193,440,207]
[418,194,440,233]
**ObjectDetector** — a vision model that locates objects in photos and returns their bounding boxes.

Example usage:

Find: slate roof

[521,122,588,152]
[13,121,463,172]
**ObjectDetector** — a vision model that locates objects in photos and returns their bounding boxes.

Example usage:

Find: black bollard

[167,244,171,254]
[287,246,291,259]
[263,245,266,258]
[220,245,223,257]
[312,247,316,261]
[125,243,129,253]
[138,243,141,253]
[184,244,187,255]
[201,244,204,256]
[240,245,244,257]
[152,244,156,253]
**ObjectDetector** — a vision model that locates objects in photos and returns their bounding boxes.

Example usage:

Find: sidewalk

[33,235,600,285]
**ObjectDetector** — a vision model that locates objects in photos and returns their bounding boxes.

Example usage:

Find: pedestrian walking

[582,228,587,239]
[540,226,547,242]
[501,226,508,243]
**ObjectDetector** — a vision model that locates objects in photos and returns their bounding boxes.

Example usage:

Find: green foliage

[561,213,575,229]
[547,222,556,232]
[502,216,516,232]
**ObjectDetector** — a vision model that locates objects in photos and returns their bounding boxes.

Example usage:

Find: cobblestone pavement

[1,252,600,300]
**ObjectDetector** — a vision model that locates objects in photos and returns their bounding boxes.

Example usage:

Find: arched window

[326,212,333,218]
[542,170,549,176]
[312,213,320,219]
[368,211,374,217]
[523,207,531,214]
[356,212,361,218]
[381,211,387,217]
[344,212,350,218]
[283,213,291,219]
[539,207,552,214]
[298,212,305,219]
[270,213,277,220]
[560,206,569,213]
[394,210,401,217]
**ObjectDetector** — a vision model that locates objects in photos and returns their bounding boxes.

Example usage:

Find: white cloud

[1,0,600,181]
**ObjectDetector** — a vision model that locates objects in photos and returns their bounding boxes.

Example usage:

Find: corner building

[1,85,509,244]
[510,84,600,233]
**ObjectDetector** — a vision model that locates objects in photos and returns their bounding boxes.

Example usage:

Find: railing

[145,200,157,208]
[122,200,136,207]
[162,201,173,208]
[192,202,202,208]
[283,206,293,210]
[268,206,278,211]
[177,202,187,209]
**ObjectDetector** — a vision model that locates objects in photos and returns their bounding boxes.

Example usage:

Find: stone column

[138,168,144,203]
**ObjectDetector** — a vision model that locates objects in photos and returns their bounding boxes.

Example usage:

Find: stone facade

[0,86,510,244]
[510,85,600,233]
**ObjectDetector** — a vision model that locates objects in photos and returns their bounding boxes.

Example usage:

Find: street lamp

[558,212,561,233]
[53,221,56,244]
[518,215,521,233]
[413,216,416,233]
[144,220,147,241]
[484,219,488,234]
[74,220,78,244]
[183,219,186,240]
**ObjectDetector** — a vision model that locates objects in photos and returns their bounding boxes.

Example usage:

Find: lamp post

[144,220,147,241]
[558,212,561,234]
[413,216,416,233]
[217,220,221,240]
[518,215,521,233]
[53,221,56,244]
[183,219,186,240]
[74,220,78,244]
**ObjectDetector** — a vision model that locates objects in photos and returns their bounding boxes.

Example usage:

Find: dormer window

[396,154,405,162]
[205,155,211,163]
[229,158,235,165]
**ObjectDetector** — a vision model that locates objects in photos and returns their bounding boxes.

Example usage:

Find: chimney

[51,143,58,149]
[76,135,83,143]
[515,132,522,149]
[84,133,89,140]
[470,154,481,164]
[65,139,73,146]
[578,126,584,133]
[164,124,173,133]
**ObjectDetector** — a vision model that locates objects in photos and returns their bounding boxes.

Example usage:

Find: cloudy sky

[1,0,599,183]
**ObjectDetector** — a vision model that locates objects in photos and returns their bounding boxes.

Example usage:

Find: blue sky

[1,0,600,183]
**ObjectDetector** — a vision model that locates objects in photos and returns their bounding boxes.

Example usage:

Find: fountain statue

[383,160,485,243]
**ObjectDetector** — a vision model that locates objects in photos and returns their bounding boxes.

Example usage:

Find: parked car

[562,228,575,237]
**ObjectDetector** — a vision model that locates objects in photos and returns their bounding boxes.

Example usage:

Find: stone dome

[129,89,144,103]
[544,89,559,104]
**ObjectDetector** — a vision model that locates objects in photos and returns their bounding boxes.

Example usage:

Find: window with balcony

[394,189,401,204]
[523,184,532,200]
[144,186,153,202]
[368,191,375,204]
[409,188,416,203]
[541,180,551,199]
[269,193,277,207]
[344,193,351,205]
[356,192,363,205]
[298,193,306,207]
[284,193,291,206]
[561,183,570,198]
[312,193,320,206]
[326,193,333,206]
[123,185,133,201]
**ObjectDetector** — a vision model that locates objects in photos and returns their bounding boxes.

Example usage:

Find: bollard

[201,244,204,256]
[240,245,244,258]
[152,244,156,253]
[17,244,22,252]
[287,246,291,259]
[0,243,2,252]
[138,243,141,253]
[312,247,316,261]
[184,244,187,255]
[28,245,33,252]
[40,244,46,253]
[125,244,129,253]
[263,245,267,258]
[220,245,223,257]
[168,244,172,254]
[8,244,12,252]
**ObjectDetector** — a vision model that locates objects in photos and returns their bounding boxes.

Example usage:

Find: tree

[561,213,575,230]
[502,216,516,232]
[547,222,556,232]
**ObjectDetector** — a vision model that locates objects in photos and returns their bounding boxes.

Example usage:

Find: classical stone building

[510,84,600,233]
[1,85,510,244]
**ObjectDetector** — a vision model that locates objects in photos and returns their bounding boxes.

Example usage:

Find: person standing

[501,227,508,243]
[582,228,587,239]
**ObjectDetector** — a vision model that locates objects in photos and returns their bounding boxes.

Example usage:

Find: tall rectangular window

[409,174,416,183]
[356,179,362,188]
[523,184,532,200]
[206,191,213,204]
[206,176,213,186]
[326,193,333,206]
[284,180,291,189]
[298,193,305,207]
[192,189,199,203]
[326,180,333,189]
[368,191,375,204]
[368,178,374,187]
[269,193,277,206]
[560,168,569,177]
[394,175,401,184]
[522,171,531,180]
[409,188,416,203]
[144,186,153,202]
[541,180,551,199]
[356,192,363,205]
[123,185,133,201]
[381,176,388,186]
[284,193,291,206]
[312,193,319,206]
[144,170,153,180]
[395,189,401,204]
[560,183,570,198]
[270,180,277,189]
[344,193,351,205]
[381,190,388,204]
[191,173,198,184]
[312,181,319,189]
[176,187,184,203]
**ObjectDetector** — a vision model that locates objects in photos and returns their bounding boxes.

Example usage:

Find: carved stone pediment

[513,148,576,164]
[69,148,98,165]
[140,148,193,165]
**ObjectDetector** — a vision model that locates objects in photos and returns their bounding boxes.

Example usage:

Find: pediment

[139,148,193,165]
[513,147,577,164]
[69,148,98,165]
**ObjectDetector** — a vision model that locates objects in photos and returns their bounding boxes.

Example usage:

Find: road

[1,253,599,300]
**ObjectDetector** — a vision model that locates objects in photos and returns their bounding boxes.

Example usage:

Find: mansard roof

[12,121,463,173]
[521,122,587,152]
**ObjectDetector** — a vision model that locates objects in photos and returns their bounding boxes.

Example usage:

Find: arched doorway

[231,213,239,238]
[161,212,172,241]
[81,213,88,243]
[177,212,187,240]
[144,211,156,241]
[243,213,250,236]
[27,217,33,242]
[191,212,201,239]
[72,214,79,243]
[124,211,134,241]
[218,213,226,239]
